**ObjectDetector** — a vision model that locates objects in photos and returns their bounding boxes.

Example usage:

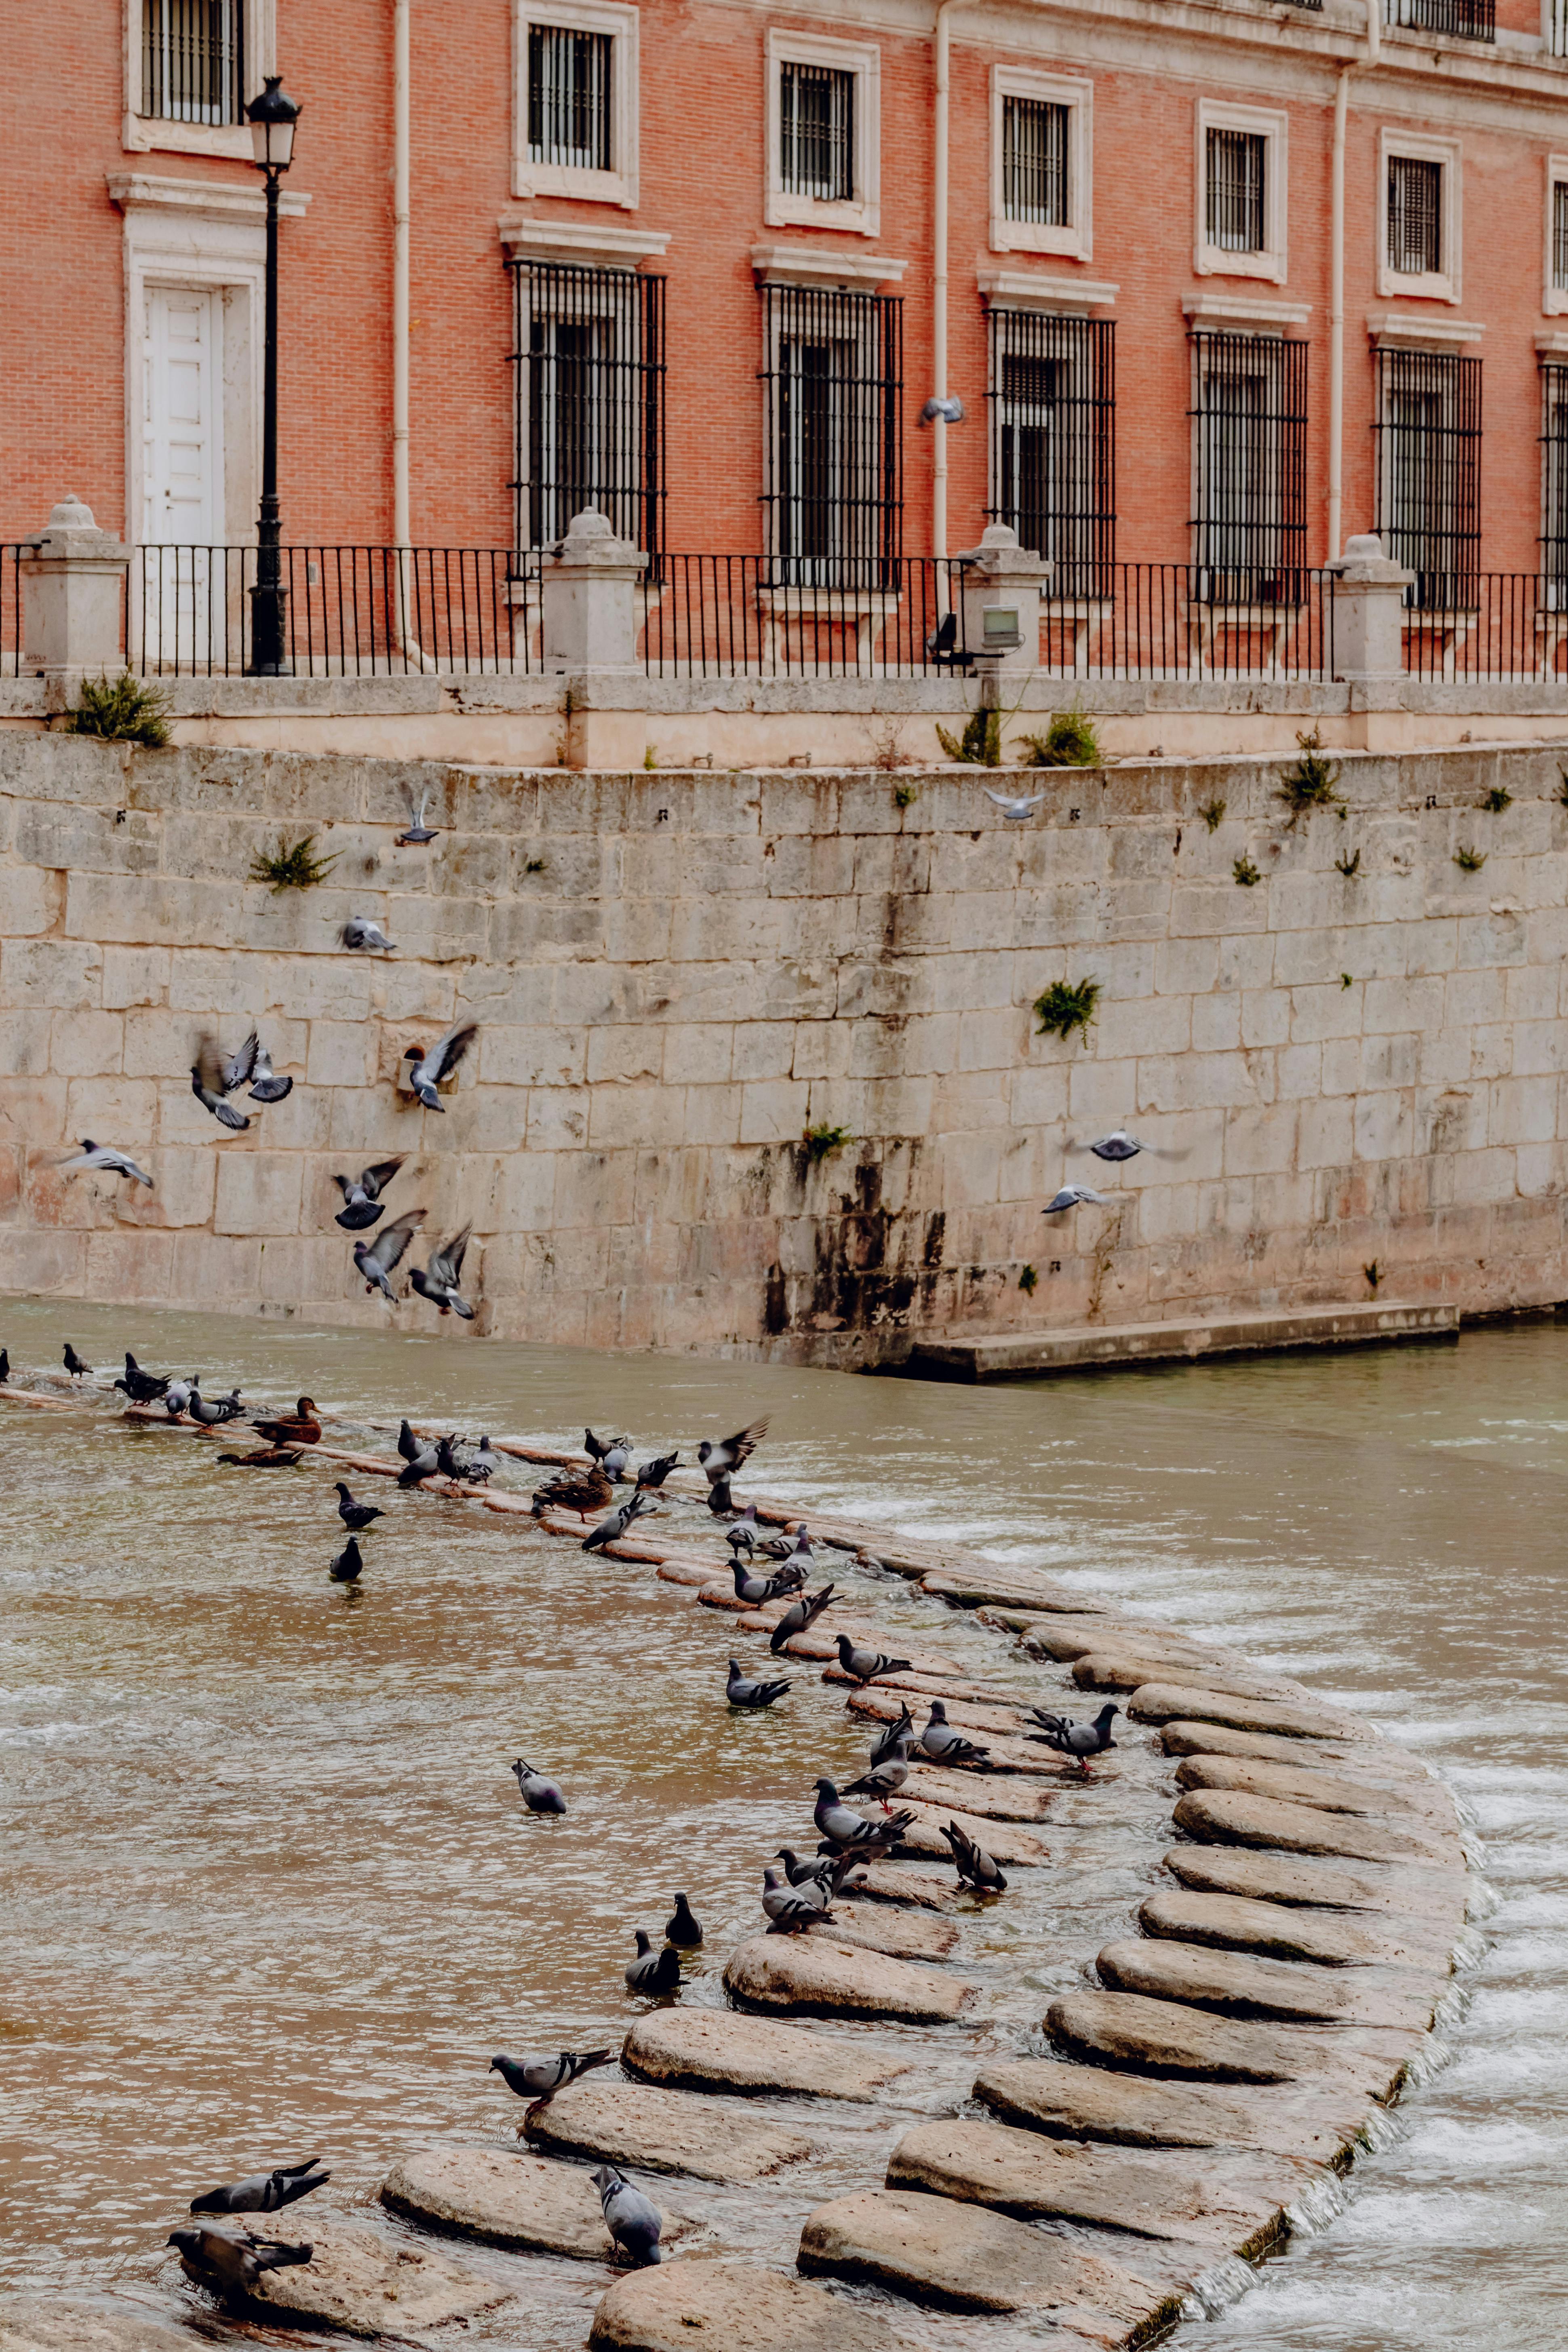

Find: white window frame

[989,67,1092,262]
[122,0,273,161]
[1194,99,1288,286]
[764,29,880,240]
[1379,129,1461,306]
[1545,155,1568,316]
[512,0,639,211]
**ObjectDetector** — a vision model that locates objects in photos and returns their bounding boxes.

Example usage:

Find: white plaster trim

[1378,129,1462,306]
[1194,97,1288,286]
[977,266,1117,312]
[122,0,274,159]
[988,65,1092,262]
[750,241,905,286]
[1536,329,1568,353]
[108,173,311,223]
[1545,154,1568,318]
[1366,311,1483,346]
[499,215,670,266]
[764,27,881,240]
[511,0,639,211]
[1182,291,1311,330]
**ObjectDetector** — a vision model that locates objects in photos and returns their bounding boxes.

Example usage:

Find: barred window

[780,63,854,202]
[509,261,665,553]
[1388,156,1443,277]
[141,0,243,124]
[760,285,902,586]
[1003,97,1069,227]
[1541,360,1568,598]
[1555,181,1568,294]
[1384,0,1495,41]
[1189,331,1307,605]
[1206,129,1266,255]
[1374,347,1481,611]
[986,311,1115,597]
[528,25,612,170]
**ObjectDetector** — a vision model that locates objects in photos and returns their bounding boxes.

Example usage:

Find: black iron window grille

[986,310,1115,598]
[1553,0,1568,52]
[1374,347,1481,611]
[1387,156,1444,275]
[509,261,665,556]
[759,285,902,586]
[1384,0,1494,40]
[141,0,243,124]
[1540,360,1568,603]
[779,63,855,202]
[527,25,613,170]
[1003,97,1069,227]
[1206,129,1266,255]
[1554,184,1568,295]
[1189,331,1307,605]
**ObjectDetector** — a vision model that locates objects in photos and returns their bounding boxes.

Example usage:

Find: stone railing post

[539,508,648,671]
[1326,532,1412,688]
[950,522,1052,687]
[20,495,132,683]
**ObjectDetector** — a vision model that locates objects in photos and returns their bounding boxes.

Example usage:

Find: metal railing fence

[1400,573,1568,682]
[640,554,972,677]
[1031,564,1334,681]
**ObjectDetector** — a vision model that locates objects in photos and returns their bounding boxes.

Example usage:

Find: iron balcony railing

[640,554,972,677]
[1031,564,1334,683]
[1384,0,1495,38]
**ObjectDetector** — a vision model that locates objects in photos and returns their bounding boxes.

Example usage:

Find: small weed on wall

[803,1123,852,1165]
[249,834,339,893]
[1033,978,1100,1045]
[61,673,172,747]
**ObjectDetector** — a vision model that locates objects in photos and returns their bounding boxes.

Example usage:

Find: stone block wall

[1,735,1565,1362]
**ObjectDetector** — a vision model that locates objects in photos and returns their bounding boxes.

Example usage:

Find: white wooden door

[142,286,222,663]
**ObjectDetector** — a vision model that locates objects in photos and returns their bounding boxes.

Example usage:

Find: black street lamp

[244,73,302,674]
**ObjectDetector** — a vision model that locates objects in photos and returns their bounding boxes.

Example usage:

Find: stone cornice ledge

[979,267,1119,312]
[751,241,907,287]
[1368,311,1484,347]
[498,215,671,266]
[107,173,312,221]
[1183,291,1312,331]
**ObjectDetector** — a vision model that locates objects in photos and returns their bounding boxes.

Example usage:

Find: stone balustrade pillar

[539,508,648,672]
[950,522,1052,685]
[1326,532,1412,686]
[20,495,132,682]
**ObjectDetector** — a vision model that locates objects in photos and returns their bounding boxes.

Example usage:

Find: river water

[1,1298,1563,2350]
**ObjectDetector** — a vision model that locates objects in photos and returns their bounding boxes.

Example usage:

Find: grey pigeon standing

[114,1352,169,1403]
[813,1779,881,1846]
[409,1227,475,1318]
[57,1139,154,1187]
[396,1419,440,1486]
[490,2049,613,2114]
[582,1490,653,1551]
[464,1436,501,1484]
[354,1206,426,1301]
[664,1893,702,1947]
[942,1819,1009,1894]
[62,1343,93,1379]
[769,1584,837,1654]
[634,1450,679,1490]
[166,2223,314,2293]
[725,1659,791,1709]
[591,2164,663,2267]
[729,1558,776,1606]
[190,1385,244,1427]
[835,1635,912,1685]
[725,1505,759,1558]
[511,1758,567,1815]
[919,1700,990,1766]
[624,1931,682,1996]
[333,1157,405,1231]
[190,2159,330,2216]
[334,1482,385,1532]
[843,1754,911,1810]
[338,916,396,952]
[400,1020,476,1111]
[761,1865,832,1930]
[1029,1702,1120,1773]
[328,1536,364,1584]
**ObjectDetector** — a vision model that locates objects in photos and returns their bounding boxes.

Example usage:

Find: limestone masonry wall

[2,734,1566,1362]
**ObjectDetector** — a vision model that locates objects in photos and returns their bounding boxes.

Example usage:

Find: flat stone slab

[797,2187,1189,2331]
[847,1688,1029,1739]
[590,2256,897,2352]
[208,2218,505,2337]
[1174,1789,1458,1867]
[655,1560,718,1588]
[724,1933,973,2021]
[1074,1653,1302,1701]
[1095,1936,1442,2030]
[919,1568,1090,1612]
[803,1900,959,1961]
[902,1768,1055,1821]
[973,2057,1372,2166]
[1174,1753,1462,1838]
[622,2009,912,2101]
[1163,1844,1472,1928]
[824,1664,1022,1706]
[381,2144,687,2260]
[885,2118,1311,2257]
[842,1861,957,1910]
[1128,1683,1372,1742]
[1139,1888,1455,1974]
[1158,1718,1435,1785]
[524,2078,810,2181]
[1047,1990,1422,2099]
[892,1808,1048,1867]
[1026,1619,1231,1667]
[0,2300,191,2351]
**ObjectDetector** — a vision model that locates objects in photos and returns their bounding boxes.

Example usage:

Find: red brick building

[8,0,1568,605]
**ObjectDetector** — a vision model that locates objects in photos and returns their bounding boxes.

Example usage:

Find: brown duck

[531,1464,613,1522]
[251,1396,322,1447]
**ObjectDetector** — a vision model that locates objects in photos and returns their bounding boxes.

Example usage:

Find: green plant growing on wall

[643,744,657,770]
[893,782,918,809]
[249,833,339,894]
[1017,707,1101,768]
[1335,847,1362,877]
[1233,854,1261,887]
[1033,976,1100,1045]
[1200,797,1227,832]
[1364,1259,1381,1290]
[803,1122,853,1165]
[1277,728,1344,825]
[1478,785,1511,812]
[1341,972,1354,990]
[524,858,546,874]
[60,672,172,748]
[1558,769,1568,808]
[1453,844,1486,872]
[936,706,1003,766]
[1018,1264,1039,1294]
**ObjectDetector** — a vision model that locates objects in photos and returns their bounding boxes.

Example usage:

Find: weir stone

[972,2055,1372,2164]
[723,1932,974,2021]
[523,2078,811,2181]
[590,2258,898,2352]
[621,2009,913,2101]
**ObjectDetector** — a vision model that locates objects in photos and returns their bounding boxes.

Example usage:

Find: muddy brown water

[1,1300,1563,2351]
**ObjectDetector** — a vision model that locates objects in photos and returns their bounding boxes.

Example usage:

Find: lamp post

[244,73,301,675]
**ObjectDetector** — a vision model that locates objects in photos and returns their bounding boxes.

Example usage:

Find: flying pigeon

[396,784,441,846]
[582,1490,653,1551]
[592,2164,663,2267]
[511,1758,566,1814]
[328,1536,364,1583]
[1072,1129,1189,1163]
[769,1585,838,1654]
[942,1819,1009,1894]
[490,2049,613,2112]
[353,1207,426,1301]
[189,1033,255,1130]
[726,1659,792,1709]
[167,2223,314,2293]
[190,2159,330,2217]
[63,1343,93,1380]
[333,1157,406,1231]
[634,1450,680,1490]
[401,1021,476,1111]
[624,1930,682,1996]
[113,1352,169,1403]
[698,1417,767,1487]
[761,1865,832,1930]
[410,1228,474,1319]
[1029,1701,1120,1772]
[57,1139,154,1187]
[835,1636,912,1685]
[917,394,966,427]
[868,1705,915,1768]
[1042,1184,1111,1214]
[919,1700,990,1766]
[334,1482,385,1532]
[982,788,1047,822]
[338,916,396,952]
[843,1754,910,1810]
[246,1042,293,1104]
[664,1893,702,1948]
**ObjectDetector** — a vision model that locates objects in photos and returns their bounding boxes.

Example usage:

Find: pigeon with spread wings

[401,1020,477,1112]
[353,1206,426,1301]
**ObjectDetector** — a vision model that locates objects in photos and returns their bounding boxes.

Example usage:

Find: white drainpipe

[1328,0,1381,562]
[932,0,960,560]
[391,0,436,669]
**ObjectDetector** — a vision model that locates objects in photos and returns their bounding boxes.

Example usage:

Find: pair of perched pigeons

[396,1420,498,1488]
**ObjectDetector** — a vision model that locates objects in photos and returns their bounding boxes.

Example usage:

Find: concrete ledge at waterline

[1163,1842,1473,1928]
[1094,1936,1444,2031]
[590,2258,899,2352]
[904,1302,1461,1384]
[0,2298,193,2352]
[1138,1887,1457,1975]
[1047,1988,1424,2098]
[797,2185,1191,2326]
[972,2055,1374,2167]
[522,2076,811,2181]
[1127,1685,1374,1743]
[621,2009,914,2101]
[1173,1787,1461,1867]
[172,2216,506,2337]
[379,2145,688,2261]
[723,1933,975,2021]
